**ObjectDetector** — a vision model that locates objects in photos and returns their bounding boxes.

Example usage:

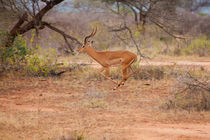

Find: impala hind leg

[99,67,118,85]
[113,66,128,90]
[114,64,134,90]
[121,67,134,85]
[120,58,136,86]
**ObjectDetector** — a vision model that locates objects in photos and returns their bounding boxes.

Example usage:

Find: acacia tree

[88,0,190,58]
[102,0,210,37]
[0,0,82,53]
[102,0,187,37]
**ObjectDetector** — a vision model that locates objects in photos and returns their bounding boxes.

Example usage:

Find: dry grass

[0,65,210,139]
[160,71,210,111]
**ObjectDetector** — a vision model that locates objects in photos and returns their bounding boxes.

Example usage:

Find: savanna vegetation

[0,0,210,139]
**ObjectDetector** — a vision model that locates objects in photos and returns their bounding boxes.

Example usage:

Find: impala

[77,27,137,90]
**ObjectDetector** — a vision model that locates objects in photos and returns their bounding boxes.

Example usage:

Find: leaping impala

[77,27,137,90]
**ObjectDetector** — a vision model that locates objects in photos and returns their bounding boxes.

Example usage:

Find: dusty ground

[0,61,210,140]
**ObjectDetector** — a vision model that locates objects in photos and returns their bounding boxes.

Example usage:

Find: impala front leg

[98,67,118,85]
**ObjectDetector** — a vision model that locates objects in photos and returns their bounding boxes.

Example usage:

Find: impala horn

[84,27,97,44]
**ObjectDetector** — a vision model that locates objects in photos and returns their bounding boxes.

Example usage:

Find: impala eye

[82,45,85,48]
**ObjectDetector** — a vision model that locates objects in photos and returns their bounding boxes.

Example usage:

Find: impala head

[78,27,97,53]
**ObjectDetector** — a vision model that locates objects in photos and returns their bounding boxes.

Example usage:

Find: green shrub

[0,31,61,76]
[198,12,208,16]
[25,48,61,77]
[0,33,31,71]
[184,35,210,56]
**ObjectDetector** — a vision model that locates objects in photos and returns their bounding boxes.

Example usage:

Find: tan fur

[78,27,137,90]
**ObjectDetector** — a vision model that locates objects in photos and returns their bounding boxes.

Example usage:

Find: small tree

[0,0,82,53]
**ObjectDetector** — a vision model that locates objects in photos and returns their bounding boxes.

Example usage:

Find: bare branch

[127,5,139,26]
[107,24,150,59]
[63,35,74,54]
[5,0,65,48]
[8,12,28,38]
[109,26,127,32]
[191,1,210,11]
[20,0,33,17]
[114,33,130,47]
[41,0,50,4]
[41,21,82,45]
[149,18,186,40]
[124,24,149,59]
[35,0,64,21]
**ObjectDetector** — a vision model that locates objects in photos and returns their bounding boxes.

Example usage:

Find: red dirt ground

[0,64,210,139]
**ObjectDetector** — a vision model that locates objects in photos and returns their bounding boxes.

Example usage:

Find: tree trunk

[5,13,28,47]
[4,0,64,48]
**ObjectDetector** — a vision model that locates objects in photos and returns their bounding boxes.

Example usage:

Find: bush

[0,31,62,76]
[161,72,210,111]
[0,32,31,71]
[198,12,208,16]
[184,35,210,56]
[25,48,61,77]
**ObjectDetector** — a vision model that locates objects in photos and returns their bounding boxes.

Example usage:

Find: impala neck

[86,46,102,64]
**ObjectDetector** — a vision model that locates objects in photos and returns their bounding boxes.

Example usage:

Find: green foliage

[0,32,31,71]
[198,12,208,16]
[184,35,210,56]
[25,47,60,77]
[0,31,60,76]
